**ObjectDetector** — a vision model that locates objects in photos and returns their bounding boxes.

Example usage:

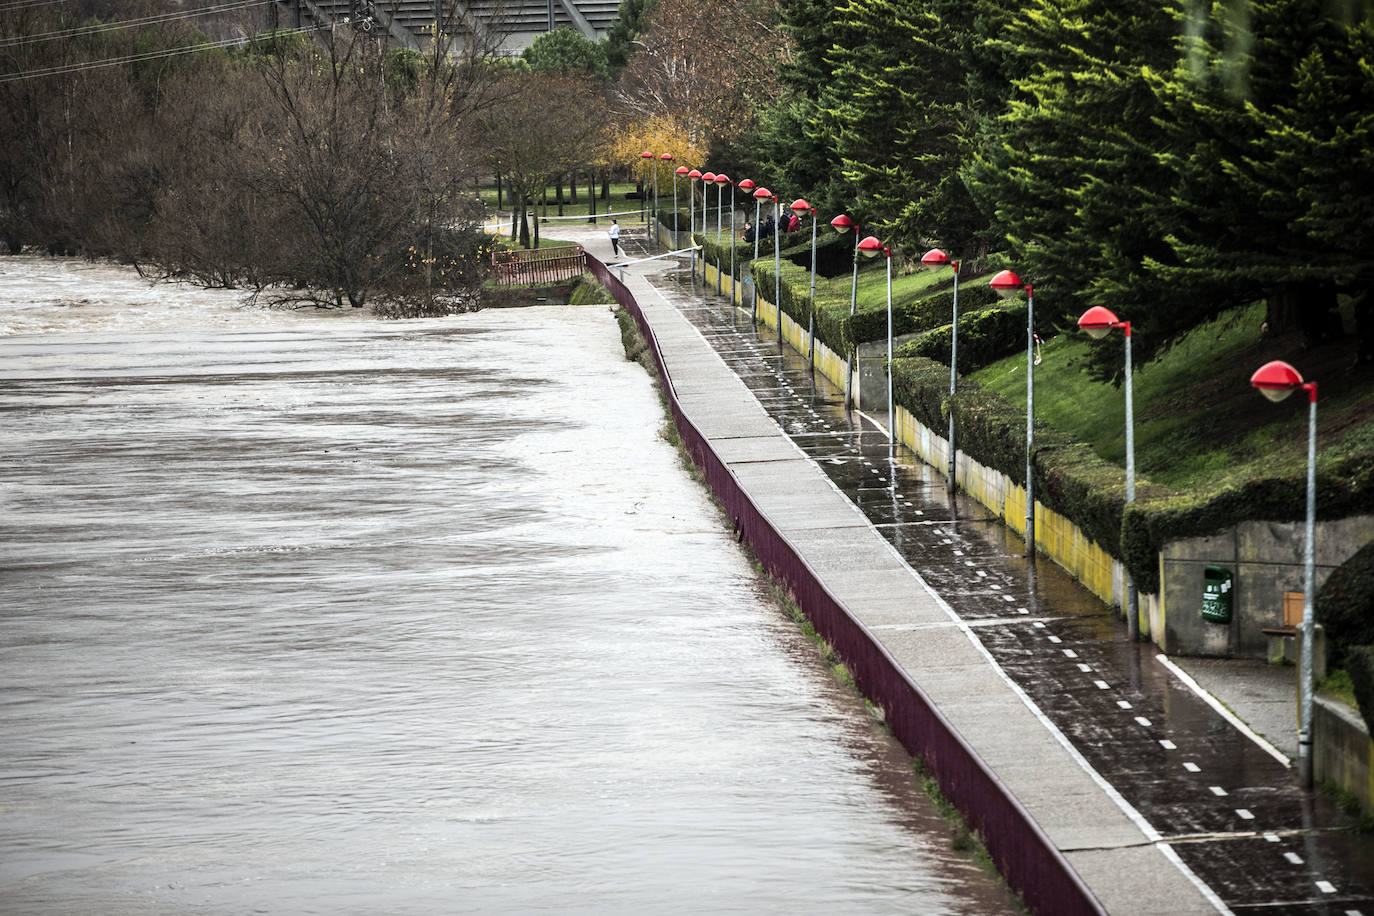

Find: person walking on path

[608,220,621,256]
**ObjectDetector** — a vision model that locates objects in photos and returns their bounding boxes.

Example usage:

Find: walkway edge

[589,254,1105,915]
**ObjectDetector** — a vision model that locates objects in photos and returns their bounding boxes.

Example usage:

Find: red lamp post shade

[830,214,854,233]
[1251,360,1307,402]
[857,235,887,258]
[688,169,702,180]
[660,153,673,161]
[714,173,731,185]
[675,166,689,176]
[989,269,1026,297]
[753,187,772,200]
[790,198,814,213]
[921,248,951,267]
[738,178,755,192]
[1077,305,1121,339]
[640,151,652,159]
[702,172,716,183]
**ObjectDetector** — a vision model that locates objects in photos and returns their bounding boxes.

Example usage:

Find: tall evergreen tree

[965,0,1186,377]
[817,0,990,252]
[1145,0,1360,345]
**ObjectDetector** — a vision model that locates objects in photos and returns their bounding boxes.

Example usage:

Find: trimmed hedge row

[891,355,1137,560]
[900,301,1029,372]
[892,351,1374,596]
[1317,539,1374,662]
[702,233,1374,610]
[1346,645,1374,742]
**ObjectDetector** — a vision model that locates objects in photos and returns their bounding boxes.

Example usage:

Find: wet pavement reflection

[652,257,1374,915]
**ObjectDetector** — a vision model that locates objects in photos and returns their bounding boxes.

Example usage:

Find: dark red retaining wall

[589,255,1105,916]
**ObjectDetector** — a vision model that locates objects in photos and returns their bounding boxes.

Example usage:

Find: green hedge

[900,301,1028,371]
[891,355,1134,556]
[1346,644,1374,740]
[889,355,1374,597]
[1124,424,1374,593]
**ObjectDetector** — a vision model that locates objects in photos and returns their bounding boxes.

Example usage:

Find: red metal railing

[585,251,1105,916]
[491,245,586,286]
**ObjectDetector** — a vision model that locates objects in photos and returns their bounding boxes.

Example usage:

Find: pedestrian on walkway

[608,220,621,256]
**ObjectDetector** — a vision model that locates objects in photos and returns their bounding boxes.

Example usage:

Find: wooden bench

[1262,592,1304,665]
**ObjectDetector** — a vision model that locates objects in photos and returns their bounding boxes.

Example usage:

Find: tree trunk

[555,175,564,216]
[496,173,503,210]
[601,174,609,200]
[1266,286,1340,347]
[569,171,578,204]
[587,171,597,224]
[515,189,530,248]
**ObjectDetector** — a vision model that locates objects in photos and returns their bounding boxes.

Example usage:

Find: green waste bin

[1202,566,1233,623]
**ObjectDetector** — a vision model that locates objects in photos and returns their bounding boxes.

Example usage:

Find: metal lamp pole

[858,236,893,441]
[831,214,860,408]
[668,159,682,246]
[772,194,782,344]
[1251,359,1319,788]
[923,249,961,497]
[790,199,819,369]
[639,151,652,224]
[751,186,771,323]
[991,270,1035,557]
[714,174,731,296]
[1079,307,1138,640]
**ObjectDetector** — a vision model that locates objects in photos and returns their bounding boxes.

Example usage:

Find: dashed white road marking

[1236,809,1255,820]
[1284,852,1303,865]
[1264,833,1281,843]
[1156,654,1292,768]
[1077,663,1093,673]
[1033,621,1046,629]
[1047,635,1062,644]
[1209,786,1228,797]
[1063,649,1078,658]
[1094,680,1110,690]
[1316,880,1337,894]
[1183,762,1201,773]
[1160,740,1177,750]
[1135,716,1153,727]
[1117,700,1132,709]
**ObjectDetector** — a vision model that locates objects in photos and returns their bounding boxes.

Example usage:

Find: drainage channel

[647,260,1374,915]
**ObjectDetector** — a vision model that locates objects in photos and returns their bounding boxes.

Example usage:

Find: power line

[0,0,274,49]
[0,23,333,83]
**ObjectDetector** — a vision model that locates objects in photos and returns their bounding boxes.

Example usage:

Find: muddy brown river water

[0,257,1017,914]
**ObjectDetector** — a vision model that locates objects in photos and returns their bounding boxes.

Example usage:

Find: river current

[0,256,1016,914]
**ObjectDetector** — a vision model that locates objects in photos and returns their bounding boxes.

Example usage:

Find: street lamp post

[990,269,1036,557]
[1251,359,1319,788]
[701,173,716,282]
[1078,306,1139,641]
[791,199,819,370]
[687,169,702,276]
[654,152,672,241]
[772,192,782,344]
[858,235,893,442]
[923,249,961,498]
[736,180,755,308]
[751,187,771,323]
[831,214,860,407]
[714,174,731,297]
[674,166,687,248]
[639,151,652,224]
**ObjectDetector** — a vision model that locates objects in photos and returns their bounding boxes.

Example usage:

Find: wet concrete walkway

[574,220,1374,915]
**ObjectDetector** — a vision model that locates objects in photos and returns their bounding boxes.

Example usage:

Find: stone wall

[1159,516,1374,659]
[1314,696,1374,818]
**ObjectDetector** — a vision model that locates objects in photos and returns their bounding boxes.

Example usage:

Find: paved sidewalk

[556,220,1373,914]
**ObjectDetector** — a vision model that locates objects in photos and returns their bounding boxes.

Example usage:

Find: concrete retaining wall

[1159,516,1374,659]
[1314,696,1374,818]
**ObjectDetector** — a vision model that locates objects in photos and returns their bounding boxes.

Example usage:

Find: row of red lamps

[648,151,1321,787]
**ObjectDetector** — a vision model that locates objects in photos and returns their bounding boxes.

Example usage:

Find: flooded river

[0,257,1017,914]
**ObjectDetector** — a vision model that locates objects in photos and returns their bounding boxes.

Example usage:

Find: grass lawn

[478,180,646,220]
[970,302,1374,494]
